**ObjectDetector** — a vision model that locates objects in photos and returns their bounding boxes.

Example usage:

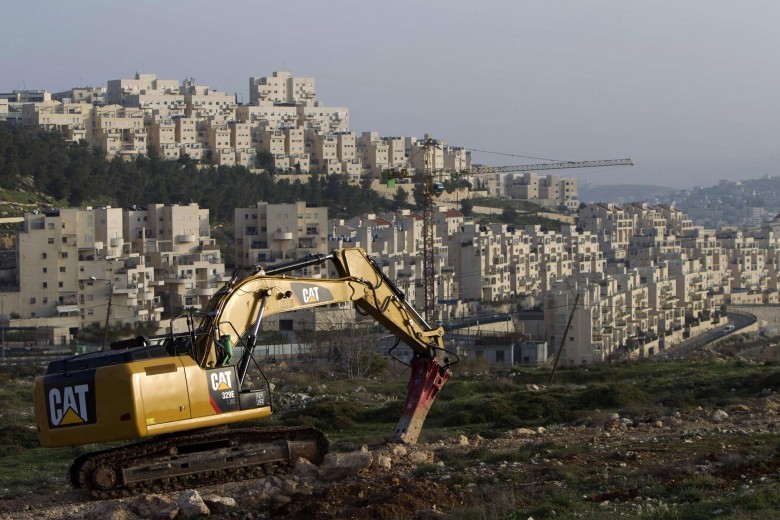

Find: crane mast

[422,140,436,322]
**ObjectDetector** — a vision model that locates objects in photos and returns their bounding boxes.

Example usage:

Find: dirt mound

[280,475,461,519]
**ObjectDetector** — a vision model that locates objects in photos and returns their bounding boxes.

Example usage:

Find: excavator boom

[195,247,453,443]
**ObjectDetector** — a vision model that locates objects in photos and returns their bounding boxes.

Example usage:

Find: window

[42,253,47,259]
[42,268,47,273]
[42,282,47,288]
[496,351,505,363]
[60,267,66,273]
[30,297,36,304]
[58,282,63,288]
[48,238,54,244]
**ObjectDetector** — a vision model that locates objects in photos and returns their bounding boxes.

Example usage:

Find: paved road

[655,312,755,360]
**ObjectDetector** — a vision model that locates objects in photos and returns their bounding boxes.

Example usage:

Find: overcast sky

[3,1,779,188]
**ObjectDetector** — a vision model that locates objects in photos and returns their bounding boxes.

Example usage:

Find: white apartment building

[6,203,226,330]
[14,208,161,327]
[578,203,634,261]
[234,201,328,268]
[52,86,106,105]
[123,203,225,314]
[21,101,90,142]
[106,73,179,106]
[249,71,316,106]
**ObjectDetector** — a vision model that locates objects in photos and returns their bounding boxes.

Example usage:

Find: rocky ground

[1,392,778,519]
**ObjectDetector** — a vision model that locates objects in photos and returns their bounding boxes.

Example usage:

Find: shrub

[359,401,402,423]
[442,411,475,427]
[494,415,522,428]
[282,398,362,430]
[577,383,650,409]
[0,422,39,456]
[753,371,780,392]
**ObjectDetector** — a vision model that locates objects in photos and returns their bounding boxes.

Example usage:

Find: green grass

[0,447,74,497]
[0,188,61,219]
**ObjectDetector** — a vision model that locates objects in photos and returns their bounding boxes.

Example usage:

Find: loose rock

[177,489,210,518]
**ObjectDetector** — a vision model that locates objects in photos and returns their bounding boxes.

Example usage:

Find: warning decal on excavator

[44,370,97,428]
[291,282,334,305]
[207,367,239,413]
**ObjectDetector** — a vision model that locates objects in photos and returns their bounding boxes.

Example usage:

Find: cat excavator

[32,248,455,496]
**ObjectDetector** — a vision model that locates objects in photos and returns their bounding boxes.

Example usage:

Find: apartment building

[89,105,147,159]
[106,73,180,106]
[495,172,579,209]
[52,86,106,104]
[20,101,90,142]
[14,207,161,326]
[123,203,225,314]
[234,201,328,268]
[249,71,316,106]
[578,203,635,261]
[236,104,298,129]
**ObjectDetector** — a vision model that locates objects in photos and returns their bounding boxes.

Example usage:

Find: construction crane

[386,139,632,322]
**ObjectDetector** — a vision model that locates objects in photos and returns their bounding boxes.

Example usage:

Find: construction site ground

[0,329,778,519]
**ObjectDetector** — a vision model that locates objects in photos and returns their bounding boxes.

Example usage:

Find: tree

[256,150,275,173]
[304,313,388,380]
[501,207,518,223]
[460,198,474,216]
[392,187,409,209]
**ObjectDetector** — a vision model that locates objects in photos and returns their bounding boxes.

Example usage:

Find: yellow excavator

[33,248,455,496]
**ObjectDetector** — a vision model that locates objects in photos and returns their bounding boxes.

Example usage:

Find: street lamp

[90,276,113,351]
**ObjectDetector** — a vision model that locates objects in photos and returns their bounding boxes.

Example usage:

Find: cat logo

[210,370,233,391]
[291,283,334,305]
[48,384,91,427]
[207,367,239,413]
[301,286,320,303]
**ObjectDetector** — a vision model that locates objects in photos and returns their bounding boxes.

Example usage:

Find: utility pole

[550,292,580,384]
[103,282,113,351]
[91,276,113,351]
[1,297,4,365]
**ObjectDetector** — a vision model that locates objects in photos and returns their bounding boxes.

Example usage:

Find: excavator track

[69,426,328,499]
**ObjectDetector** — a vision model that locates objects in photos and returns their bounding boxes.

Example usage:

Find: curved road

[655,312,755,360]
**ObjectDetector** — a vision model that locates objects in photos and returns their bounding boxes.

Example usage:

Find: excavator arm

[193,247,453,444]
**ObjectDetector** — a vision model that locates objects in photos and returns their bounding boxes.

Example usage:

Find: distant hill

[580,183,677,204]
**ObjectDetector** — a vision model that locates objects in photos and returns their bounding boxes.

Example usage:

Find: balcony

[176,234,196,243]
[273,231,293,240]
